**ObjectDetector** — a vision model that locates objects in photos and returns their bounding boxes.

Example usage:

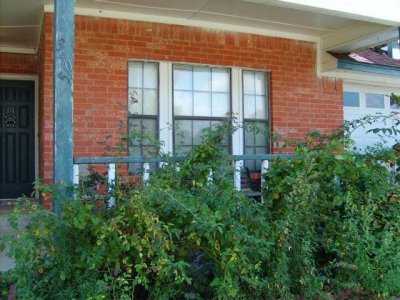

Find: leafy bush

[264,133,400,298]
[1,120,400,299]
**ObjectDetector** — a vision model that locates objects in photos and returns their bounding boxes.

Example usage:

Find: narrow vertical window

[243,70,270,171]
[128,61,159,174]
[173,64,231,155]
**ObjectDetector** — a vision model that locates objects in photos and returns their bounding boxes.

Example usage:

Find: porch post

[53,0,75,216]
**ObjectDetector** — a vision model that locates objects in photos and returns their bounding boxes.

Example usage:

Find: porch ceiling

[0,0,399,55]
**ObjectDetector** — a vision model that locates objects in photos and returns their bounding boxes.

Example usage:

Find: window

[128,61,159,174]
[173,64,231,155]
[126,62,272,172]
[243,70,269,171]
[366,93,385,109]
[344,91,360,107]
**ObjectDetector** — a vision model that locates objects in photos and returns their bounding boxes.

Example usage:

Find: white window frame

[129,60,270,159]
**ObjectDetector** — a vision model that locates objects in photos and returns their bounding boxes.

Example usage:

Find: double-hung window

[173,64,231,155]
[128,61,159,174]
[243,70,270,171]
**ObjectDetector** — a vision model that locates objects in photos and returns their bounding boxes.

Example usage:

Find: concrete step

[0,198,35,272]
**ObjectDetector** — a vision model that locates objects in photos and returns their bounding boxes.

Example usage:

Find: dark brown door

[0,80,35,199]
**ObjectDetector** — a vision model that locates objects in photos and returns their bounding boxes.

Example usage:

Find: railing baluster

[207,168,213,184]
[261,160,269,203]
[143,162,150,182]
[73,164,79,186]
[108,163,116,208]
[234,160,242,191]
[261,160,269,186]
[73,164,80,200]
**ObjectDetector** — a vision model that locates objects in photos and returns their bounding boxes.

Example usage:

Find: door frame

[0,73,39,199]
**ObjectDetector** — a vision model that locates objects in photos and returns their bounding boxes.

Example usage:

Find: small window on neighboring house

[366,93,385,109]
[128,61,159,174]
[243,70,270,171]
[344,91,360,107]
[173,64,231,155]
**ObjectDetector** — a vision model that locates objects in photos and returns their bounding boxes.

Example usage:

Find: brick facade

[2,13,344,208]
[0,52,38,75]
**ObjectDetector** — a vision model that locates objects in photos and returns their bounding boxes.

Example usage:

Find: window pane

[243,70,268,121]
[243,71,255,94]
[366,93,385,109]
[128,145,140,156]
[128,88,143,114]
[344,91,360,107]
[128,119,157,148]
[244,147,256,171]
[143,63,158,89]
[255,96,267,119]
[193,92,211,116]
[128,118,141,146]
[193,67,211,91]
[193,120,210,145]
[128,118,157,175]
[244,95,256,118]
[128,62,143,88]
[244,121,269,171]
[175,120,192,146]
[212,92,230,117]
[173,64,231,155]
[174,66,192,90]
[212,68,229,92]
[174,91,192,116]
[141,119,157,146]
[255,146,267,154]
[211,120,230,146]
[176,145,192,156]
[244,126,255,146]
[143,89,158,115]
[255,124,267,146]
[255,72,266,95]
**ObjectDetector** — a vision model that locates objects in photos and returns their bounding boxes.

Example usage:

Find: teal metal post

[53,0,75,216]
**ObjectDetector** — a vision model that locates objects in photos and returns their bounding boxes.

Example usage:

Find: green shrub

[1,120,400,299]
[264,134,400,298]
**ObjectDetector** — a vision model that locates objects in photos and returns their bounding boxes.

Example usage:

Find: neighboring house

[1,0,400,208]
[329,48,400,150]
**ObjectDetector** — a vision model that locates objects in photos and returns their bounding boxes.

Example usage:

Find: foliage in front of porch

[2,120,400,299]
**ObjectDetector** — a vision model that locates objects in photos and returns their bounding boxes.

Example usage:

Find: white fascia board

[321,22,395,53]
[322,69,400,89]
[44,4,319,43]
[252,0,400,26]
[0,46,36,54]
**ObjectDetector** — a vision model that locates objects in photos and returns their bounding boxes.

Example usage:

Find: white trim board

[323,69,400,89]
[44,4,319,43]
[0,47,36,55]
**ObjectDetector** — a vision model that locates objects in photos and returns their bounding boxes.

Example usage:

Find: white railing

[72,154,293,207]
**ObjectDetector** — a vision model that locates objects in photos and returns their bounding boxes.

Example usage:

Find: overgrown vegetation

[1,115,400,299]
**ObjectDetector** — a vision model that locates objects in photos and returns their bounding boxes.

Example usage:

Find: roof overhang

[1,0,399,77]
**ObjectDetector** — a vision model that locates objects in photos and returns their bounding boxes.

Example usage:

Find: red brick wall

[39,13,343,207]
[38,14,54,207]
[0,52,38,74]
